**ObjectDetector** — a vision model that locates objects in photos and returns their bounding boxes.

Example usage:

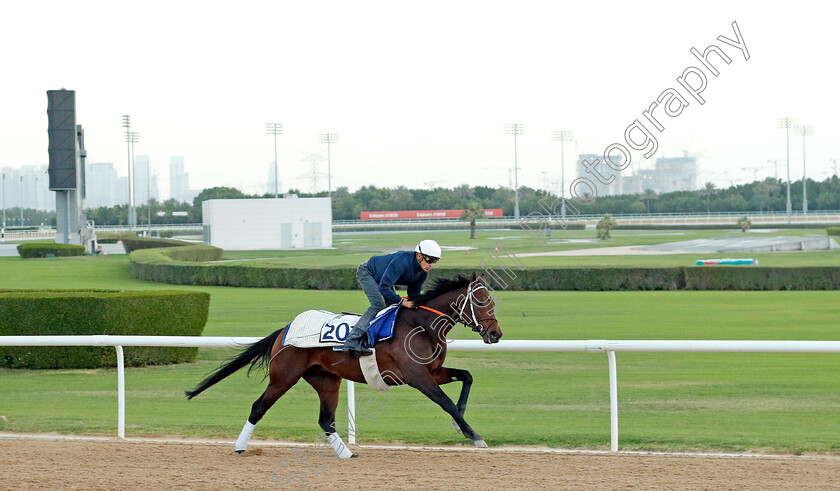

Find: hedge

[17,242,86,258]
[0,290,210,369]
[828,227,840,237]
[129,248,840,290]
[614,223,839,231]
[684,267,840,290]
[121,236,194,253]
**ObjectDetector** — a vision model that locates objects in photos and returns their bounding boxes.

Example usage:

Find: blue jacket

[365,251,427,305]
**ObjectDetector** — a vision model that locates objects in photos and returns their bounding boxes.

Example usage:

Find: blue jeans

[355,263,387,332]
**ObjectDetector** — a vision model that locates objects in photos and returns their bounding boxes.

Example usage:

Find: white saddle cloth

[282,310,361,348]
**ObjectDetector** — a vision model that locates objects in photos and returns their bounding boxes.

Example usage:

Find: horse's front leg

[431,367,473,435]
[409,369,486,447]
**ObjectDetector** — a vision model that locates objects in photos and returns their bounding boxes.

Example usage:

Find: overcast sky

[1,1,837,199]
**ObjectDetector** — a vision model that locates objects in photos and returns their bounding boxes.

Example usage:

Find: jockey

[343,239,441,357]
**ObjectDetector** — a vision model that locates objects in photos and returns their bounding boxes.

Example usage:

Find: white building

[202,197,332,250]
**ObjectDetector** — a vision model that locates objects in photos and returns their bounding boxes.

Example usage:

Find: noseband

[454,281,498,338]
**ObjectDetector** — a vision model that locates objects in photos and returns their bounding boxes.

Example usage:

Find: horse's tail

[185,328,284,400]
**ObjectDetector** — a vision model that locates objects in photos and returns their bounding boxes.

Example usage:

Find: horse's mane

[411,275,472,306]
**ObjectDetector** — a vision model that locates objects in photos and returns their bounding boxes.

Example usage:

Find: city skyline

[1,2,838,200]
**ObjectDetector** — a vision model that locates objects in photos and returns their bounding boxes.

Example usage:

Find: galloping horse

[186,274,502,457]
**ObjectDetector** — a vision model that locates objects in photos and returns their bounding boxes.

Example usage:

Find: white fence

[3,336,840,451]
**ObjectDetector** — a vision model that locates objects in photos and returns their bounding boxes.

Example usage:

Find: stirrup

[353,347,373,357]
[345,341,372,357]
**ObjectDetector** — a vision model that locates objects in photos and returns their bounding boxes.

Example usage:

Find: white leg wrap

[235,421,256,452]
[328,432,353,459]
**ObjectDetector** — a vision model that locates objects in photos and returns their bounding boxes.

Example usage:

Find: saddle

[281,305,400,349]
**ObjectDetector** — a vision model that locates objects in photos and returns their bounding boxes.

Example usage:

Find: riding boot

[344,326,372,357]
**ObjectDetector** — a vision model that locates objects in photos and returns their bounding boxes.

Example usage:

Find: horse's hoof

[472,439,488,448]
[235,450,244,454]
[451,419,463,434]
[350,454,359,458]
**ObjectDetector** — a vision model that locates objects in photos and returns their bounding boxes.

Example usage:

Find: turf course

[1,229,839,454]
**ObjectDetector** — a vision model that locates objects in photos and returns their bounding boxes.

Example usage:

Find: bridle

[419,280,498,338]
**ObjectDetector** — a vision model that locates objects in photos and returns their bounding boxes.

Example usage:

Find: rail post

[116,345,125,439]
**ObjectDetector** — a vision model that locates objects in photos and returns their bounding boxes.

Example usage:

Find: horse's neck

[422,288,467,336]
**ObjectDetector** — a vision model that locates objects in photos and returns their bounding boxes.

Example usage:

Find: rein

[418,305,447,316]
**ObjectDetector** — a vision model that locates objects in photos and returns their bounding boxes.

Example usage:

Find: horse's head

[459,274,502,344]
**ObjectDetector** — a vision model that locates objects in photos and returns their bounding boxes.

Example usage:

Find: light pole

[504,123,526,220]
[19,175,24,225]
[266,123,283,198]
[127,131,139,228]
[146,153,152,234]
[1,171,6,237]
[317,133,339,199]
[795,125,815,214]
[777,117,797,224]
[551,130,574,220]
[122,115,138,229]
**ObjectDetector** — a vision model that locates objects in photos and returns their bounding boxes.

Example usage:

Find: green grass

[1,239,840,453]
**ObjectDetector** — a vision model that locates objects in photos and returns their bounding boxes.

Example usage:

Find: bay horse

[185,273,502,457]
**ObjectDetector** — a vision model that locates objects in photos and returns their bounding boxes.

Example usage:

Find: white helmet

[415,239,442,259]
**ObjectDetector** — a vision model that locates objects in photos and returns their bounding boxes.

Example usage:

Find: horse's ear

[471,272,477,281]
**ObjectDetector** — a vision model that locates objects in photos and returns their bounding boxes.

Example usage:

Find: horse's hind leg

[303,368,355,458]
[236,350,306,453]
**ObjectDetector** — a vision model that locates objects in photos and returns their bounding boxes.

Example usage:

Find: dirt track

[2,436,839,490]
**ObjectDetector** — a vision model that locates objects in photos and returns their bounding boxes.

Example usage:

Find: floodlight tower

[551,130,574,220]
[794,125,815,214]
[1,171,5,237]
[317,133,339,199]
[777,117,798,224]
[122,115,138,228]
[504,123,526,220]
[266,123,283,198]
[126,131,139,228]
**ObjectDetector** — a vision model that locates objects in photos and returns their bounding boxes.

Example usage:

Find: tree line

[69,174,840,226]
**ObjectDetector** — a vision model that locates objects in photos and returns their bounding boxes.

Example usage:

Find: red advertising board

[360,209,504,220]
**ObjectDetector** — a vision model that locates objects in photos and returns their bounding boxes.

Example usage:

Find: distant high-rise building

[169,156,198,204]
[134,155,160,204]
[637,157,697,194]
[19,165,41,210]
[170,156,187,201]
[116,176,129,207]
[1,167,19,219]
[35,165,53,211]
[575,154,697,197]
[85,163,121,208]
[575,153,624,199]
[1,165,55,218]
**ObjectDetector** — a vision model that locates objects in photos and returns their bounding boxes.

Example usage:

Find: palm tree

[737,216,751,232]
[641,189,659,213]
[596,213,618,240]
[699,182,717,213]
[459,202,484,239]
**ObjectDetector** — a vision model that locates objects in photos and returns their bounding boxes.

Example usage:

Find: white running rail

[2,336,839,451]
